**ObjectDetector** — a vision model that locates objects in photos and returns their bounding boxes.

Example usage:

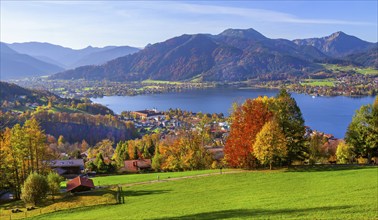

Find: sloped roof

[66,176,95,192]
[49,159,84,168]
[124,159,152,168]
[137,159,151,168]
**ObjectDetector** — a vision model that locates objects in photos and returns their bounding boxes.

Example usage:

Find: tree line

[224,90,378,169]
[96,117,215,172]
[0,118,53,199]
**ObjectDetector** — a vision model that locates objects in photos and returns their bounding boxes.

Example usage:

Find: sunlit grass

[0,189,117,220]
[24,167,378,219]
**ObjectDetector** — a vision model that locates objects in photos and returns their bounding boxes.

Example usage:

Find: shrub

[21,172,49,206]
[47,172,64,201]
[336,141,355,164]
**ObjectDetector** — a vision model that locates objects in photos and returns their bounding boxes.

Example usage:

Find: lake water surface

[91,88,376,138]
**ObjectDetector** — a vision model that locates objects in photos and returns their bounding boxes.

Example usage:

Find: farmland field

[141,79,183,85]
[29,167,377,219]
[300,79,335,87]
[322,64,378,75]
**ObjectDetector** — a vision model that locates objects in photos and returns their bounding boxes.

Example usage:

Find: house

[66,176,95,193]
[123,159,152,173]
[205,146,224,161]
[48,159,84,178]
[131,109,164,120]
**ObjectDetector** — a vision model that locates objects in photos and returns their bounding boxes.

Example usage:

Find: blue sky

[1,1,377,49]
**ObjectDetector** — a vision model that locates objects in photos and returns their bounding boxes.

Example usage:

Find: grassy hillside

[27,167,377,219]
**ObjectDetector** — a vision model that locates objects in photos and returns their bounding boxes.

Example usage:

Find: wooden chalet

[48,159,84,178]
[66,176,95,193]
[123,159,152,172]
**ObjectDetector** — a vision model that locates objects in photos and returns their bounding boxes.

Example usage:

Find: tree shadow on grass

[150,205,353,220]
[122,189,171,197]
[0,199,24,210]
[69,189,115,197]
[287,164,377,172]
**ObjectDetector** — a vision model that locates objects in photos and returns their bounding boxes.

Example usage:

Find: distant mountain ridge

[71,46,140,68]
[293,31,375,57]
[1,43,64,80]
[4,28,376,82]
[7,42,140,69]
[51,28,376,82]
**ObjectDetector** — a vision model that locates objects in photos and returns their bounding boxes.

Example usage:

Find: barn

[66,176,95,193]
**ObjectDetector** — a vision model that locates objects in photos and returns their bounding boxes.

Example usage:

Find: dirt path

[117,170,245,188]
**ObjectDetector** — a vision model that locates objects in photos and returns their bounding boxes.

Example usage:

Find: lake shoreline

[91,87,376,138]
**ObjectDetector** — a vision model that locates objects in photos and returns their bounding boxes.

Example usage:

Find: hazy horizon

[1,1,377,49]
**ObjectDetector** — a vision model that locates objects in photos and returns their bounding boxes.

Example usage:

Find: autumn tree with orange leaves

[225,90,307,169]
[224,97,273,168]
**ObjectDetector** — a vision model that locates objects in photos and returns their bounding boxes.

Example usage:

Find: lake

[91,88,376,138]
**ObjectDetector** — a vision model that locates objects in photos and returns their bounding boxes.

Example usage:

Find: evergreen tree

[95,153,107,173]
[151,146,162,171]
[47,172,64,202]
[275,89,306,164]
[345,97,378,162]
[308,133,326,164]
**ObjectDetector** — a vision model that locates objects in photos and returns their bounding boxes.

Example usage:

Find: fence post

[123,187,125,204]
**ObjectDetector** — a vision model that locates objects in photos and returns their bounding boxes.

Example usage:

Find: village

[40,108,351,181]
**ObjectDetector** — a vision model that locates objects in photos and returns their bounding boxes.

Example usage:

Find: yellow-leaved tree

[336,141,354,164]
[253,119,287,170]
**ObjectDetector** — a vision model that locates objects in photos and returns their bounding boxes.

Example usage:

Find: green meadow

[28,167,377,220]
[322,64,378,75]
[141,79,183,85]
[301,79,335,87]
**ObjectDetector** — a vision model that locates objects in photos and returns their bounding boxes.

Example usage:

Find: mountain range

[50,28,377,82]
[2,28,376,82]
[1,43,64,80]
[1,42,140,80]
[7,42,140,68]
[293,31,375,57]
